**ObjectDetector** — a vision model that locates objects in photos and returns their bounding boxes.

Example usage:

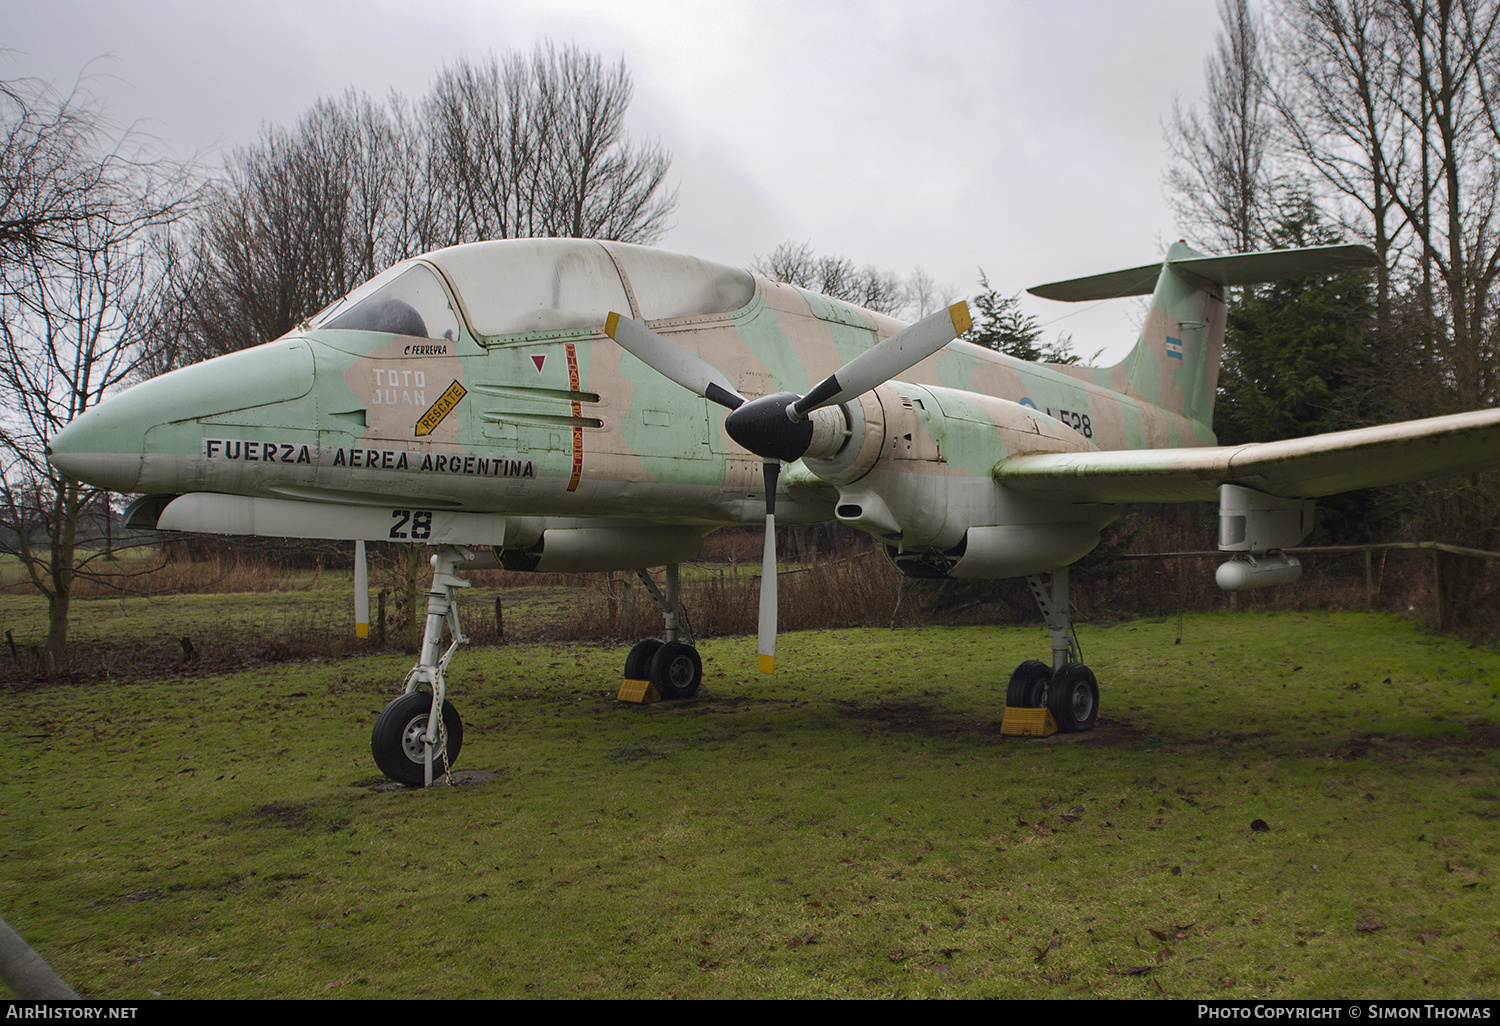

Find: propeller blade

[604,312,745,410]
[757,460,779,673]
[354,539,369,638]
[791,301,972,419]
[605,303,971,679]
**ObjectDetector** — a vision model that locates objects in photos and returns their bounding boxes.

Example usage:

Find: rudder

[1028,241,1378,431]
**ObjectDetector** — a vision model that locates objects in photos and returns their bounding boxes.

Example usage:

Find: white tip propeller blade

[605,312,745,410]
[354,539,369,638]
[757,459,780,673]
[791,301,971,419]
[758,509,777,674]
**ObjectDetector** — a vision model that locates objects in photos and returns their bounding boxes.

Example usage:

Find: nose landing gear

[371,546,488,786]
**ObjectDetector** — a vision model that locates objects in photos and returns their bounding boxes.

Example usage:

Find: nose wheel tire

[1047,662,1099,732]
[372,691,464,786]
[648,641,702,699]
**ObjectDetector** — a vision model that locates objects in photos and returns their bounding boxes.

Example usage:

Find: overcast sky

[7,0,1225,363]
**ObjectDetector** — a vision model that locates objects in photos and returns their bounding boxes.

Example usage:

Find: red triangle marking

[531,354,546,373]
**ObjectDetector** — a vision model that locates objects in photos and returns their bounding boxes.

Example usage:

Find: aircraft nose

[47,340,316,493]
[47,412,145,492]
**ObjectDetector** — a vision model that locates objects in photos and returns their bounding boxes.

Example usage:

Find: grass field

[4,611,1498,999]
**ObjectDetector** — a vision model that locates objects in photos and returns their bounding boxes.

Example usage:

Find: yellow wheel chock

[617,678,661,704]
[1001,705,1058,737]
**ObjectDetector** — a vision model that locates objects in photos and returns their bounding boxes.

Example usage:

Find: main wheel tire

[1006,659,1052,708]
[1047,662,1099,732]
[623,638,664,680]
[371,691,464,786]
[648,641,702,700]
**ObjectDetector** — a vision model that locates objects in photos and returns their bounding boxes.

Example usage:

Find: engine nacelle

[884,522,1102,580]
[804,380,1114,578]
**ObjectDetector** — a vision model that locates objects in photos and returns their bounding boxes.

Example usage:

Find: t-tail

[1028,241,1379,430]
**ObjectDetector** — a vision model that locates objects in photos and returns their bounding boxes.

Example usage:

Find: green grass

[4,611,1498,999]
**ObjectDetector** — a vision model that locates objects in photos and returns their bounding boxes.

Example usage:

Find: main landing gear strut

[1006,566,1099,732]
[371,545,492,786]
[621,564,704,701]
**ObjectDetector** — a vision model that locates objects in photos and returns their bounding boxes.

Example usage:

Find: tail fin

[1028,241,1378,429]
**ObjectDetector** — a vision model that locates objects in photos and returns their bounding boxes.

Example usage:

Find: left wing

[993,409,1500,503]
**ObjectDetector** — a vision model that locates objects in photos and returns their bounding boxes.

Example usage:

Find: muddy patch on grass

[608,744,673,763]
[242,801,350,832]
[368,768,503,791]
[1139,720,1500,761]
[607,688,760,713]
[1064,722,1152,746]
[1464,721,1500,747]
[250,802,318,830]
[832,700,1151,747]
[836,699,973,740]
[834,699,1074,743]
[438,768,503,786]
[1341,722,1500,760]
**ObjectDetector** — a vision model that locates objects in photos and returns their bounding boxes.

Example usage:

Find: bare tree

[1174,1,1500,617]
[1373,0,1500,608]
[1269,0,1411,328]
[426,44,675,246]
[0,76,115,265]
[0,75,195,671]
[903,267,947,319]
[175,44,677,363]
[168,91,401,362]
[1266,0,1500,411]
[750,240,951,319]
[384,89,454,260]
[1383,0,1500,412]
[1166,0,1278,253]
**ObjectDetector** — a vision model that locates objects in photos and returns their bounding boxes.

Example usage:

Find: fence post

[1432,548,1442,632]
[1364,549,1374,609]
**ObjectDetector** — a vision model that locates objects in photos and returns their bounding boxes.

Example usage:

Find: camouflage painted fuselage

[49,239,1224,572]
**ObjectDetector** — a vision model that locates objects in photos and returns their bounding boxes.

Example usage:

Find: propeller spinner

[604,302,972,672]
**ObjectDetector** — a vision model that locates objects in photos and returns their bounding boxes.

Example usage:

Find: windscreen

[313,263,461,341]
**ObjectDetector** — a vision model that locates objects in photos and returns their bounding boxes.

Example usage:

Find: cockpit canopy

[309,239,757,342]
[314,263,461,340]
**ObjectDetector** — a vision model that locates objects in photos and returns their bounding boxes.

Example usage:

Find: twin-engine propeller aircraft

[47,237,1500,785]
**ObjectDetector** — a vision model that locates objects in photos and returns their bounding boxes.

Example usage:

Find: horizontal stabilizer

[1028,243,1379,302]
[993,409,1500,503]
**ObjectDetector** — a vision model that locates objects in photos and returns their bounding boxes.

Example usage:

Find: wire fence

[1109,541,1500,630]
